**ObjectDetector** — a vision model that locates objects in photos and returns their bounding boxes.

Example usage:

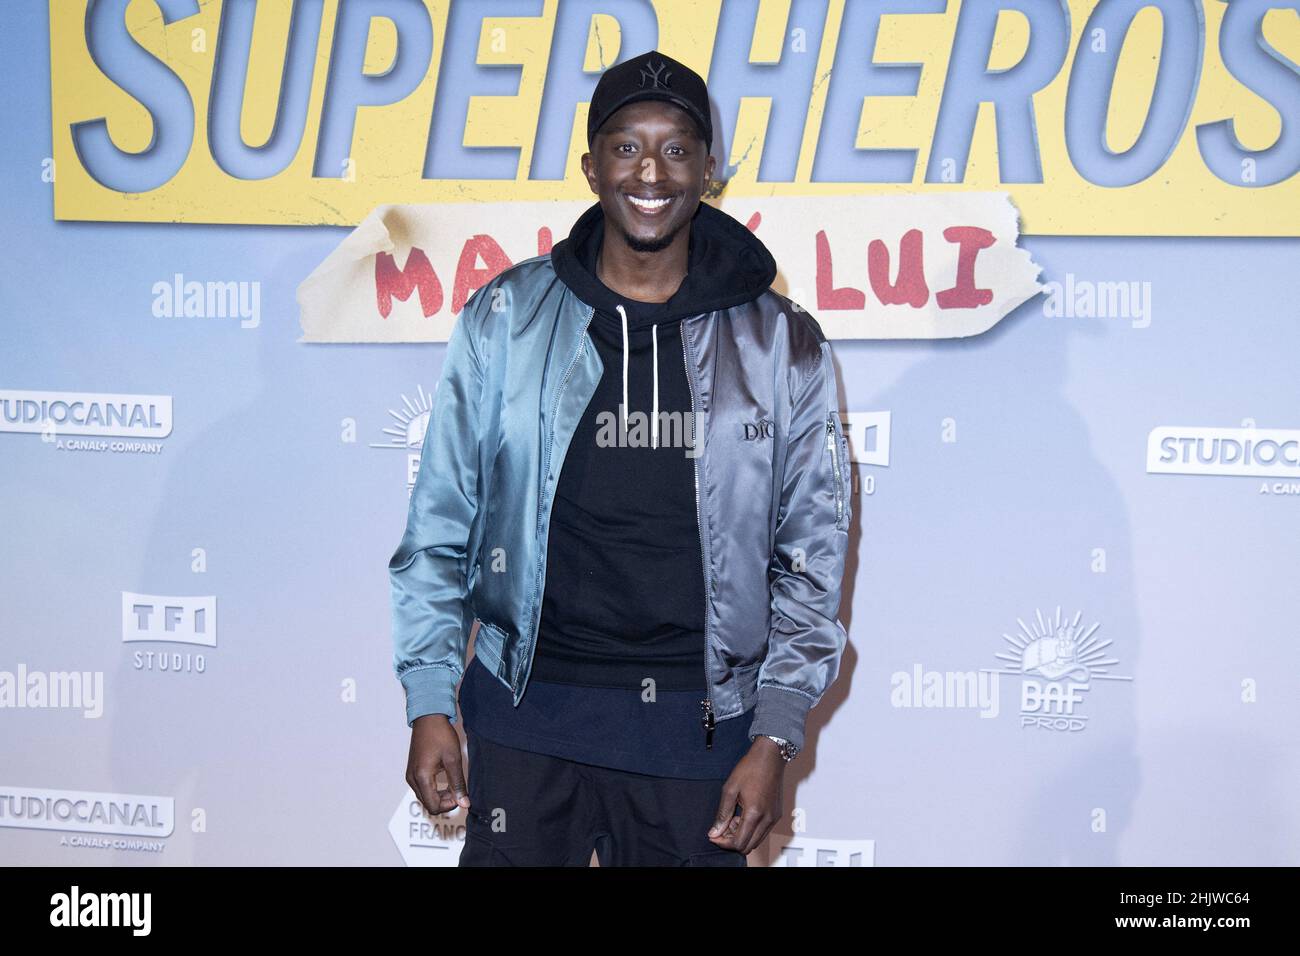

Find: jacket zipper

[682,323,715,748]
[827,415,844,527]
[516,304,596,703]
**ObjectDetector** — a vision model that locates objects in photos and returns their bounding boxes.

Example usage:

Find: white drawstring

[618,304,629,441]
[651,323,659,449]
[614,303,660,449]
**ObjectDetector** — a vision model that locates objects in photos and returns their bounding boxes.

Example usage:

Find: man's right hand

[406,714,471,815]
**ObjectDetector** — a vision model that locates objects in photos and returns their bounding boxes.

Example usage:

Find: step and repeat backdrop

[2,0,1298,866]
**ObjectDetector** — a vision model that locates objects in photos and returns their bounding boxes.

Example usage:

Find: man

[390,49,852,867]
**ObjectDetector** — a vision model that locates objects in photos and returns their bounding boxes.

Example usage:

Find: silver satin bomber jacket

[388,242,852,754]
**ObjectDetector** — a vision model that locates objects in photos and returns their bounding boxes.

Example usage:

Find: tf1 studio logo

[989,606,1133,732]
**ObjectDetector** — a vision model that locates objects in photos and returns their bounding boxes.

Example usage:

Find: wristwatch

[754,734,799,762]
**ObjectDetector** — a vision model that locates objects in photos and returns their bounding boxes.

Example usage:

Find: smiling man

[391,49,853,867]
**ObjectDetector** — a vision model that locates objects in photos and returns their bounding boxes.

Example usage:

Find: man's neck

[595,224,690,304]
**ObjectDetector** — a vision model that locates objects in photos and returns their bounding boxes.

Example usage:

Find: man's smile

[624,193,678,217]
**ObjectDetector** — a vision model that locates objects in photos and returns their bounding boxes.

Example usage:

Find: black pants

[458,728,748,867]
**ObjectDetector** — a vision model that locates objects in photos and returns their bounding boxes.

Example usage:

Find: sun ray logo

[370,386,434,451]
[989,605,1133,732]
[372,387,436,495]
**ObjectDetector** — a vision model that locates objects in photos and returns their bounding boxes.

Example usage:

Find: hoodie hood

[551,198,777,447]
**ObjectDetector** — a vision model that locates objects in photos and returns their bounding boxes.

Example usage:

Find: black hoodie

[531,199,778,689]
[457,199,776,779]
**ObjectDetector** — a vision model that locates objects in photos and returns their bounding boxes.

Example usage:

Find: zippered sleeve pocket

[826,411,850,531]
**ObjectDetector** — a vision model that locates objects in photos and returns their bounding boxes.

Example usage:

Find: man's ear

[581,151,599,194]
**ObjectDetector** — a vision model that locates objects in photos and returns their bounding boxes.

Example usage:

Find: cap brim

[590,91,711,146]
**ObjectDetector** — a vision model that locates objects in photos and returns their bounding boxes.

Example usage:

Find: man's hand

[406,714,471,816]
[707,737,786,853]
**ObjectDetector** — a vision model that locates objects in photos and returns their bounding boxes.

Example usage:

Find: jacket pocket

[474,618,510,640]
[734,658,763,682]
[471,618,509,674]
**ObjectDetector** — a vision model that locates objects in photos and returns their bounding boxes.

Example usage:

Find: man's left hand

[707,737,786,853]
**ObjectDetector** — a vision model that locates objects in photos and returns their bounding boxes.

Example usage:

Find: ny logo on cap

[639,58,673,89]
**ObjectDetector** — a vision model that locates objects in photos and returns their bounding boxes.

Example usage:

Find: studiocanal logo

[1147,424,1300,496]
[0,785,174,853]
[989,606,1133,732]
[0,389,172,454]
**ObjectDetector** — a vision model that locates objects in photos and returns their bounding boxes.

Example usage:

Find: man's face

[582,99,715,254]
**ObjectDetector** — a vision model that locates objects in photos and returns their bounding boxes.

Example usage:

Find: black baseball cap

[586,49,713,151]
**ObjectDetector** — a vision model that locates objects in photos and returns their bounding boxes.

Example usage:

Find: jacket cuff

[748,683,815,753]
[399,664,460,728]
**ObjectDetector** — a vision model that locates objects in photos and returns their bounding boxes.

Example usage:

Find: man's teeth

[628,196,672,210]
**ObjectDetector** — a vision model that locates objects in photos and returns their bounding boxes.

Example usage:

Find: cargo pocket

[458,830,513,867]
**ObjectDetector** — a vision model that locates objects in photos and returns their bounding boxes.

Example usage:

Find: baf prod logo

[370,386,434,495]
[990,606,1132,732]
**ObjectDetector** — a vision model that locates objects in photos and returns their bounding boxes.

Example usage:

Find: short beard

[615,217,684,254]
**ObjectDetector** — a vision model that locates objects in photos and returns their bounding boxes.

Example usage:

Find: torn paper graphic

[297,194,1043,343]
